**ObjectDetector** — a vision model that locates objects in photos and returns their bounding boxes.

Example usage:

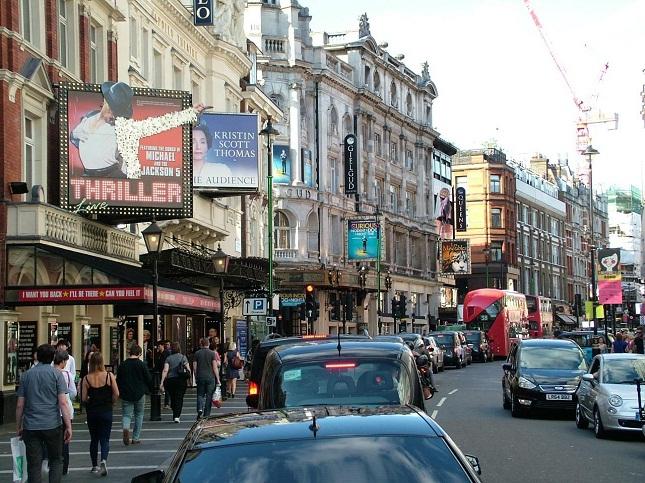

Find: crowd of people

[14,330,246,482]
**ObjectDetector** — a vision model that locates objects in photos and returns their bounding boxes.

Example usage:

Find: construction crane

[522,0,618,153]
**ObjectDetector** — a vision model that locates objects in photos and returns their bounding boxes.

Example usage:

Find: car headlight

[608,395,623,407]
[518,377,537,389]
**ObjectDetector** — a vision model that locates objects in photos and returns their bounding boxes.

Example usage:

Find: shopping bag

[212,385,222,409]
[10,436,27,482]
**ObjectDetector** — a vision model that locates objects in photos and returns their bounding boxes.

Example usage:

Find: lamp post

[376,207,382,334]
[142,220,164,422]
[260,117,280,330]
[384,270,392,334]
[212,243,230,389]
[583,145,599,336]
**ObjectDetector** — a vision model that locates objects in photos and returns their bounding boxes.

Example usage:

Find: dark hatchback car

[246,334,370,408]
[463,330,493,363]
[131,406,482,483]
[429,331,465,368]
[258,341,426,411]
[502,338,587,417]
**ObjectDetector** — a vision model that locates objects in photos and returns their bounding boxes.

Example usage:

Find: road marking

[449,389,458,395]
[0,450,175,458]
[0,437,184,445]
[436,397,447,407]
[431,410,439,419]
[0,466,160,474]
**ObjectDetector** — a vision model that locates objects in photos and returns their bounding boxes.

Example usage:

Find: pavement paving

[0,380,248,482]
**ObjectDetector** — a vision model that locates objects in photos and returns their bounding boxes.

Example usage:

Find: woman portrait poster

[434,186,454,239]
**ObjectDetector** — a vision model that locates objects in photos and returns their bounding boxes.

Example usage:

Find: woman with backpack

[159,342,191,423]
[225,342,242,398]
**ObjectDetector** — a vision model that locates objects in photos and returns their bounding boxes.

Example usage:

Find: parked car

[463,330,493,363]
[575,353,645,438]
[245,334,370,409]
[374,335,405,344]
[131,406,483,483]
[424,336,445,373]
[458,332,473,365]
[502,338,587,417]
[557,331,615,366]
[428,331,465,369]
[257,341,426,411]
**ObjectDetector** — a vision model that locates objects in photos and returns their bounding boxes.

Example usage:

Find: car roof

[374,335,405,343]
[271,341,408,362]
[429,331,457,335]
[398,333,422,340]
[192,405,442,449]
[259,334,371,351]
[518,338,578,348]
[598,353,645,360]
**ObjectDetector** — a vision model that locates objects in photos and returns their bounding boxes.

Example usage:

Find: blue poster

[302,148,313,187]
[235,320,248,358]
[193,113,259,190]
[272,144,291,184]
[347,219,380,261]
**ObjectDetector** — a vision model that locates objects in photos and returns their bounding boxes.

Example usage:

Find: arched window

[343,114,353,135]
[329,105,338,136]
[373,71,381,95]
[274,211,291,249]
[307,211,319,253]
[270,93,282,110]
[406,93,413,117]
[390,81,397,107]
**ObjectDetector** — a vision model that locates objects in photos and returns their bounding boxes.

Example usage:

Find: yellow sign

[585,301,605,320]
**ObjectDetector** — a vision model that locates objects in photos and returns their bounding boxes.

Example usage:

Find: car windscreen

[602,358,645,384]
[559,334,591,348]
[519,346,586,370]
[177,436,473,483]
[431,334,455,348]
[271,359,411,408]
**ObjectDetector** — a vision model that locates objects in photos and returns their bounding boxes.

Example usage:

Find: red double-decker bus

[463,289,529,358]
[525,295,553,338]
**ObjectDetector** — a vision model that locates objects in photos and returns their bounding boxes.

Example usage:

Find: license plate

[546,394,572,401]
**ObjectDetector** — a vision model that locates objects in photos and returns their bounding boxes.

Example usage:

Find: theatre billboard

[58,81,194,221]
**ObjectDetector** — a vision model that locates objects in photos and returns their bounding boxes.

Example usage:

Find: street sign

[266,316,277,327]
[243,297,267,316]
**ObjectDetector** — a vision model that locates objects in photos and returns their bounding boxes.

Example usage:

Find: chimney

[530,153,548,178]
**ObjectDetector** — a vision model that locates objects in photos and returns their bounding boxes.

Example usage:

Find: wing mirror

[582,374,595,383]
[464,454,482,475]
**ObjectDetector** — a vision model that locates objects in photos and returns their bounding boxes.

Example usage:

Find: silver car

[575,353,645,438]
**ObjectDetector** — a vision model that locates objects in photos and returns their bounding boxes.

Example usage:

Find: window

[342,114,352,135]
[58,0,68,67]
[406,93,413,117]
[274,212,291,249]
[21,0,41,47]
[456,176,467,191]
[89,24,98,83]
[390,81,397,106]
[329,106,338,136]
[374,132,382,156]
[192,79,201,103]
[363,65,371,88]
[361,124,368,151]
[23,116,42,188]
[490,241,502,262]
[307,212,319,253]
[373,71,381,95]
[153,49,163,87]
[405,149,414,170]
[490,174,501,193]
[129,17,139,59]
[329,157,338,193]
[142,29,150,77]
[390,141,398,163]
[390,185,399,211]
[173,65,183,90]
[405,191,415,217]
[491,208,502,228]
[374,178,384,205]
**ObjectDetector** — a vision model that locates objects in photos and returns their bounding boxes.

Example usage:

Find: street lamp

[384,270,392,334]
[583,145,599,337]
[260,117,280,329]
[212,243,230,391]
[142,220,164,422]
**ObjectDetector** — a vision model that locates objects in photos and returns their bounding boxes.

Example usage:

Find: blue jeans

[122,396,145,440]
[86,410,112,466]
[196,379,216,417]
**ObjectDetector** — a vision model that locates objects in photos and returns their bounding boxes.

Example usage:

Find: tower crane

[522,0,618,153]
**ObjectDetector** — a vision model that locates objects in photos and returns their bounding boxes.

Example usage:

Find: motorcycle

[415,354,437,400]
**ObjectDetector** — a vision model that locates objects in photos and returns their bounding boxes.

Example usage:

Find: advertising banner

[597,248,621,280]
[193,0,214,26]
[302,148,313,187]
[598,280,623,304]
[272,144,291,184]
[455,187,467,232]
[59,82,194,220]
[343,134,358,195]
[439,240,471,274]
[193,112,259,191]
[347,219,380,261]
[280,292,306,307]
[236,320,248,358]
[434,182,453,239]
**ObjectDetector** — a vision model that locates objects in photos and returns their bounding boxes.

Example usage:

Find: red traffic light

[306,284,315,293]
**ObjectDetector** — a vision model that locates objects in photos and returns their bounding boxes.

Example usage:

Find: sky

[307,0,645,191]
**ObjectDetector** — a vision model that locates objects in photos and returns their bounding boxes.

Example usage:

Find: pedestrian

[160,342,191,423]
[225,342,242,399]
[160,340,172,409]
[81,351,119,476]
[597,336,608,354]
[193,337,221,419]
[55,339,76,380]
[143,330,153,368]
[116,345,152,445]
[53,350,76,476]
[15,344,72,483]
[611,332,628,353]
[634,327,644,354]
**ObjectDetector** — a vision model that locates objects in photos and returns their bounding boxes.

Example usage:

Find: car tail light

[248,381,258,395]
[302,334,325,339]
[325,362,356,369]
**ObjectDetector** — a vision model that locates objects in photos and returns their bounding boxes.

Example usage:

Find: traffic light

[391,298,400,317]
[313,301,320,321]
[398,295,407,319]
[331,297,341,320]
[299,303,306,321]
[344,292,354,321]
[305,294,314,318]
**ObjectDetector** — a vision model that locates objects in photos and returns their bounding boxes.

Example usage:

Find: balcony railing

[275,248,299,259]
[6,203,139,264]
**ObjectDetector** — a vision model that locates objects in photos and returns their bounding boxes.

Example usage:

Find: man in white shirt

[56,339,76,382]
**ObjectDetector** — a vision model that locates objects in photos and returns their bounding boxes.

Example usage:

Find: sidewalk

[0,381,248,482]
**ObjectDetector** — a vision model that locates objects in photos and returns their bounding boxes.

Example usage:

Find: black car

[245,334,370,408]
[374,335,405,344]
[258,341,426,411]
[131,406,482,483]
[502,338,587,417]
[428,331,465,368]
[463,330,493,363]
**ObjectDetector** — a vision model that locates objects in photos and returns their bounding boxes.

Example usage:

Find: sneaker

[197,409,203,419]
[90,466,99,474]
[100,460,108,476]
[173,417,180,423]
[42,460,49,473]
[131,439,142,445]
[163,405,170,409]
[123,428,130,445]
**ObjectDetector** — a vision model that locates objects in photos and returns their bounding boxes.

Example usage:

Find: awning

[555,314,579,326]
[5,244,219,313]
